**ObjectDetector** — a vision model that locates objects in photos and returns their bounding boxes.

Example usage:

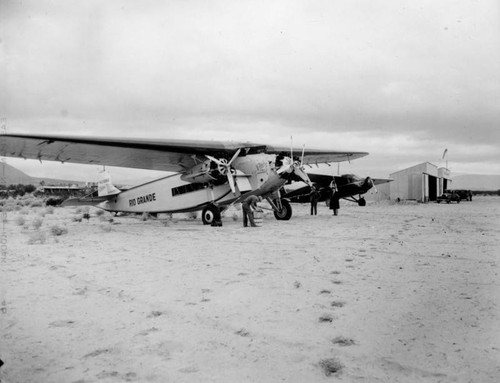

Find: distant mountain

[451,174,500,191]
[0,163,85,186]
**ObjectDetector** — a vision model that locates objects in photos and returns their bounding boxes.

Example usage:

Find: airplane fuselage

[99,153,289,214]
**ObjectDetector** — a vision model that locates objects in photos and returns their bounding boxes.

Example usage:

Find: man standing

[309,187,320,215]
[329,181,340,216]
[242,195,262,227]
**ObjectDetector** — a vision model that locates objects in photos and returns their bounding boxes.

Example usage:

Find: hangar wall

[365,162,452,203]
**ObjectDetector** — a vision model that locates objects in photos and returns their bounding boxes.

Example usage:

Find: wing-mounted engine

[180,159,228,185]
[180,148,242,194]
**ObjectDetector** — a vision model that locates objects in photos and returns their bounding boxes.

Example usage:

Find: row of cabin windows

[171,183,206,197]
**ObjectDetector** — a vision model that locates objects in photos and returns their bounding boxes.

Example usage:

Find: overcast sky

[1,0,499,183]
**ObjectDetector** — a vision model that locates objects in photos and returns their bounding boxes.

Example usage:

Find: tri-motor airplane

[1,133,368,224]
[283,173,390,206]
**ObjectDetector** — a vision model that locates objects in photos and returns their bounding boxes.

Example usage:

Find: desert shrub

[95,209,105,216]
[15,216,26,226]
[1,201,17,212]
[32,217,43,230]
[22,197,34,206]
[319,358,343,376]
[28,231,46,245]
[46,197,64,206]
[50,225,68,236]
[19,207,29,215]
[99,223,112,232]
[29,200,43,208]
[140,212,151,221]
[72,214,83,222]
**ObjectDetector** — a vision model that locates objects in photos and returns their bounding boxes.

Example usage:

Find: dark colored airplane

[283,173,390,206]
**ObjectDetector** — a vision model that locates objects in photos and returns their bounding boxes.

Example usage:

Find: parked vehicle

[448,189,472,201]
[437,192,461,204]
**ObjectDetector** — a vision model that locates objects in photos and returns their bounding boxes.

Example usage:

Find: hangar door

[428,176,437,201]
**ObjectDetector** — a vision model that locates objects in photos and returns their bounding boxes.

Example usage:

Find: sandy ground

[0,196,499,382]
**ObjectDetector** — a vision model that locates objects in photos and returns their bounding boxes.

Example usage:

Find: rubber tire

[358,198,366,207]
[273,199,293,220]
[201,205,216,225]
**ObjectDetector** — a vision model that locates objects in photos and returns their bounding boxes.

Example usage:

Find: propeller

[206,148,241,194]
[277,139,313,188]
[370,177,378,194]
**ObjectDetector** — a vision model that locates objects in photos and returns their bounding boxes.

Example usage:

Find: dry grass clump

[50,224,68,236]
[95,209,105,216]
[72,214,83,222]
[15,215,26,226]
[99,223,112,233]
[28,231,46,245]
[29,199,43,208]
[330,300,345,308]
[45,206,55,215]
[18,207,29,215]
[318,314,334,323]
[31,217,44,230]
[331,336,356,346]
[319,358,343,376]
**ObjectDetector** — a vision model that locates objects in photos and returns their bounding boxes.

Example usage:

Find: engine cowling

[180,159,228,184]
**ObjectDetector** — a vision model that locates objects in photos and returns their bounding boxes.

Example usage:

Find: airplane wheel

[273,199,292,220]
[201,205,216,225]
[358,198,366,207]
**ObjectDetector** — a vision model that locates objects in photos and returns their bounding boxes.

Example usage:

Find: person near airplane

[309,187,320,215]
[242,195,263,227]
[329,181,340,216]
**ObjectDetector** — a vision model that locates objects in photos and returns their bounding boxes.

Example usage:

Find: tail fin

[97,170,121,197]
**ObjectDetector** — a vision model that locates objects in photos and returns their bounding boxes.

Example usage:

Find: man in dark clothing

[309,187,320,215]
[329,182,340,216]
[242,195,262,227]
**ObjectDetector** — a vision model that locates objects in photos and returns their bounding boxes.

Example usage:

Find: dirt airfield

[1,196,499,382]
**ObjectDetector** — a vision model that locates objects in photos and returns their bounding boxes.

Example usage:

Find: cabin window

[171,183,205,197]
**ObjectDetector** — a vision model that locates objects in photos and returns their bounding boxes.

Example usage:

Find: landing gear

[357,197,366,207]
[201,204,222,225]
[273,199,292,220]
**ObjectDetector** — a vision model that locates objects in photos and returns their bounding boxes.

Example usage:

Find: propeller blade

[206,155,222,165]
[227,171,236,194]
[370,178,378,193]
[301,144,305,166]
[228,148,242,166]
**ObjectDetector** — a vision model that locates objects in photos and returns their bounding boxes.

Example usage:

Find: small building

[367,162,452,203]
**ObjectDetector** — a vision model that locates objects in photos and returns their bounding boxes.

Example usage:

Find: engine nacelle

[180,159,227,185]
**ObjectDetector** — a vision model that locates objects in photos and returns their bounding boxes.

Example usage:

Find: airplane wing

[1,133,368,172]
[1,133,266,173]
[372,178,393,185]
[265,145,368,165]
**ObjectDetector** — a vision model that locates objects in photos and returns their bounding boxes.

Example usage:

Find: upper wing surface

[1,133,368,172]
[1,133,264,172]
[266,145,368,165]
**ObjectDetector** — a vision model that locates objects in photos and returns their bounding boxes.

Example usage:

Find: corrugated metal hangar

[369,162,451,203]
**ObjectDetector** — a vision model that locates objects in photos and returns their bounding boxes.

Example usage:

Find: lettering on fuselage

[129,193,156,207]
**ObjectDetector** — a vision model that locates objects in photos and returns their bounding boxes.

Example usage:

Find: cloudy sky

[1,0,499,183]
